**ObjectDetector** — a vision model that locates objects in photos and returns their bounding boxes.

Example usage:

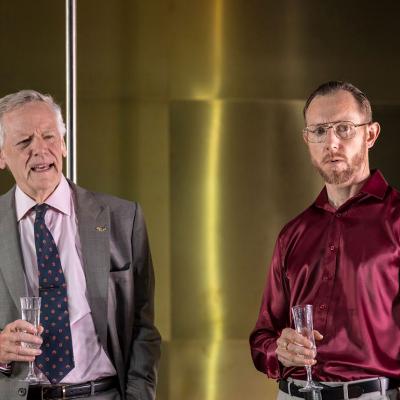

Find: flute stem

[306,365,313,383]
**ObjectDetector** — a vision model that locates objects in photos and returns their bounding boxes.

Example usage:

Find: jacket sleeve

[125,204,161,400]
[249,235,290,379]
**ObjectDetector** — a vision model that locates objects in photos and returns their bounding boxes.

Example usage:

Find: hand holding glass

[20,297,42,383]
[291,304,322,392]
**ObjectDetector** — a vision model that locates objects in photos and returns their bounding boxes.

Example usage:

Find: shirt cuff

[0,363,11,375]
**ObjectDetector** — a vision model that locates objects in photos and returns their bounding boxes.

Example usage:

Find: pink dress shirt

[16,175,116,383]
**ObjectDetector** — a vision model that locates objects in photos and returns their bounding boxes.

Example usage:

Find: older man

[250,81,400,399]
[0,90,161,400]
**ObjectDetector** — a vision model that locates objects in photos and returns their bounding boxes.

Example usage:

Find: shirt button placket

[316,214,340,331]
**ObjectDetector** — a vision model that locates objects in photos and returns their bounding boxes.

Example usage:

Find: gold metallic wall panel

[0,1,64,97]
[165,340,277,400]
[170,100,320,340]
[76,99,171,340]
[2,1,400,400]
[77,1,169,100]
[169,0,400,101]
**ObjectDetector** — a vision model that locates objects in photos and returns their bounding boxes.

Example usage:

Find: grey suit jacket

[0,181,161,400]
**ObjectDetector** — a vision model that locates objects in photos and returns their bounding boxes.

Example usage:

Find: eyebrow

[13,129,56,144]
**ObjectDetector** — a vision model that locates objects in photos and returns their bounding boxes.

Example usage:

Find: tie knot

[35,203,49,221]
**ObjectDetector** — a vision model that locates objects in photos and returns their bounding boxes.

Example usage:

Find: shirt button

[336,213,342,218]
[319,304,328,310]
[329,245,335,251]
[17,388,27,396]
[322,274,331,281]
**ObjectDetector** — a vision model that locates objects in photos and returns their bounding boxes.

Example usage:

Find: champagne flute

[291,304,323,392]
[20,297,42,383]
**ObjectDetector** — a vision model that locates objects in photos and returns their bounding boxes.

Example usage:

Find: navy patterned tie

[34,204,75,383]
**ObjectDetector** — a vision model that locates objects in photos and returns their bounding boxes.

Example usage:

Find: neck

[325,169,371,209]
[19,182,61,204]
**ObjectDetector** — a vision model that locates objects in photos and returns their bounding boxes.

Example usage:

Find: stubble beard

[311,141,367,185]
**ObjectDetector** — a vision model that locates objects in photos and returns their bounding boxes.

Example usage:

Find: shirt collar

[314,169,388,211]
[15,175,71,221]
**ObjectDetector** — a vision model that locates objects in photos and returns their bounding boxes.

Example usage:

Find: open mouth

[30,163,55,173]
[325,158,345,164]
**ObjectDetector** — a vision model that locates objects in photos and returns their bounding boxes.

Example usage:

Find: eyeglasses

[303,121,371,143]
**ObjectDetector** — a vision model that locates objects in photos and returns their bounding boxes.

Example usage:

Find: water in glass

[20,296,42,384]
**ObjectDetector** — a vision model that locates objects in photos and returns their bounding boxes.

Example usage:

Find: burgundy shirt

[250,170,400,381]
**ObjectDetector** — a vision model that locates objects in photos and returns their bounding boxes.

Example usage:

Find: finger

[280,328,296,340]
[276,336,290,350]
[314,330,324,341]
[5,320,38,335]
[0,341,42,363]
[283,329,313,348]
[278,328,312,351]
[276,342,316,362]
[276,347,316,367]
[288,342,316,359]
[9,331,43,347]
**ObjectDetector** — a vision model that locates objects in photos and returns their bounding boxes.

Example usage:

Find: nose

[31,136,48,155]
[324,126,340,151]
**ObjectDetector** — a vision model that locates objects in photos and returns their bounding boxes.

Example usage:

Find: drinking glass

[291,304,323,392]
[20,297,42,383]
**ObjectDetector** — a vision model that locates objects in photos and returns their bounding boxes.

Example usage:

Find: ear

[302,131,309,145]
[61,136,67,158]
[0,149,7,170]
[366,122,380,149]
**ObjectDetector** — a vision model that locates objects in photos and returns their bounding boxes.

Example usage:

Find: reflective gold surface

[170,100,320,399]
[2,1,400,399]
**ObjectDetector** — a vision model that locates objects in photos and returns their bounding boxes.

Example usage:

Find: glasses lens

[306,125,327,143]
[334,122,353,139]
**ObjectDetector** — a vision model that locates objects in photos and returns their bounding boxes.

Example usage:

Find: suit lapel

[0,187,27,312]
[71,182,110,353]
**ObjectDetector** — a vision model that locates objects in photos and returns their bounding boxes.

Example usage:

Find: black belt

[279,378,399,400]
[28,376,118,400]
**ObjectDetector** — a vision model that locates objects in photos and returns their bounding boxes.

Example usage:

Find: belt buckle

[347,384,363,398]
[40,384,68,400]
[40,385,50,400]
[61,384,67,400]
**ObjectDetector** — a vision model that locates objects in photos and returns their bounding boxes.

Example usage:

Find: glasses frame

[303,120,371,143]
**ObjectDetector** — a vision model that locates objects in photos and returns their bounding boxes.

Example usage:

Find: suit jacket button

[18,387,27,396]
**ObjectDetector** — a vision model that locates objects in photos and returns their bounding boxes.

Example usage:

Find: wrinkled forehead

[2,101,58,136]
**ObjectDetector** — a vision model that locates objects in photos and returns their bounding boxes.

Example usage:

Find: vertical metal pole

[66,0,77,183]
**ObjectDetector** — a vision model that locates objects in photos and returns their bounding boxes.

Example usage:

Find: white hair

[0,90,66,148]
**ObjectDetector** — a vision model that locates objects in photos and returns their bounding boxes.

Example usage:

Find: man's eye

[336,124,350,134]
[17,139,31,147]
[313,127,326,136]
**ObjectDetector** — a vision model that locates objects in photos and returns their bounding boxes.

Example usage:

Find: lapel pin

[96,226,107,232]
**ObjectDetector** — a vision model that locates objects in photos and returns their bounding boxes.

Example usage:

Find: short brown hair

[303,81,372,122]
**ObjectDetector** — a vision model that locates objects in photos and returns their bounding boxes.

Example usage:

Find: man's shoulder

[0,186,15,212]
[83,188,135,207]
[70,182,139,218]
[0,186,15,200]
[387,184,400,200]
[384,184,400,218]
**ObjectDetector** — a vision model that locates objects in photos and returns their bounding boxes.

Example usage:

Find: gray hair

[0,90,66,148]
